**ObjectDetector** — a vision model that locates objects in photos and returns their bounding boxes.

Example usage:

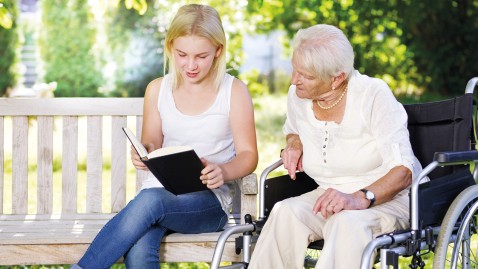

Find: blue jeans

[76,188,227,269]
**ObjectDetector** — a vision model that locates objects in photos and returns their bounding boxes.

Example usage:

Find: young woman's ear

[215,45,223,58]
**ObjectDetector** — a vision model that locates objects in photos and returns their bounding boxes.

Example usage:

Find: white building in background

[19,0,39,88]
[240,31,292,75]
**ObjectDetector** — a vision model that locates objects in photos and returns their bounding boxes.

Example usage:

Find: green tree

[151,0,246,77]
[396,0,478,96]
[104,0,163,97]
[118,0,148,15]
[0,0,18,96]
[0,0,13,29]
[245,0,419,95]
[245,0,478,97]
[102,0,246,96]
[38,0,103,97]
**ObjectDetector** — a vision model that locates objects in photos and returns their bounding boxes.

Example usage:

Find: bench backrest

[0,98,145,215]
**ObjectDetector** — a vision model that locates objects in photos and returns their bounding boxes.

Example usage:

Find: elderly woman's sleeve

[282,85,299,135]
[367,81,422,180]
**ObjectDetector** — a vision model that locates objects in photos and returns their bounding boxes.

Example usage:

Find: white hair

[292,24,354,82]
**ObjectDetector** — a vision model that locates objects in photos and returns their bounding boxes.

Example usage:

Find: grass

[253,94,288,175]
[0,264,212,269]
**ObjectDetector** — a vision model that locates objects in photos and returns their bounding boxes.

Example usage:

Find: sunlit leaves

[244,0,438,96]
[124,0,147,15]
[0,2,13,29]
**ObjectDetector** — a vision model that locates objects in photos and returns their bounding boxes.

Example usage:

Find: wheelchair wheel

[433,185,478,268]
[304,248,319,268]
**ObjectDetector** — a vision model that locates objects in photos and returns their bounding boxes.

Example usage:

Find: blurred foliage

[103,0,163,97]
[0,0,17,96]
[397,0,478,96]
[102,0,246,97]
[151,0,246,76]
[0,0,13,29]
[123,0,148,15]
[239,68,292,97]
[245,0,478,97]
[6,0,476,98]
[239,69,269,97]
[38,0,104,97]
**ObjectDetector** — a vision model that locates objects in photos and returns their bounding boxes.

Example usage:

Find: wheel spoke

[434,187,478,269]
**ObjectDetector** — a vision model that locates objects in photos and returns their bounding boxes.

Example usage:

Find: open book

[122,127,207,195]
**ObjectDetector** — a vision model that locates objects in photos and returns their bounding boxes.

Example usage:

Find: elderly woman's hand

[281,134,304,180]
[312,188,371,218]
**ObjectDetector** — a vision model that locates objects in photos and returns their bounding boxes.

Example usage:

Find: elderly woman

[248,24,422,269]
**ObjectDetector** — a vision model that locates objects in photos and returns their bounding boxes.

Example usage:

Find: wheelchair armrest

[433,150,478,164]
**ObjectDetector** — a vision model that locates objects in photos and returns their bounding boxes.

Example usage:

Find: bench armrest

[240,173,258,195]
[235,174,257,223]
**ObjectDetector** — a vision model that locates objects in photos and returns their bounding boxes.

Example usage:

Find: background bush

[245,0,478,97]
[38,0,103,97]
[0,0,18,96]
[104,0,163,97]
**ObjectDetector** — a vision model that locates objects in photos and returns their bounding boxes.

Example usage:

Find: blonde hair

[164,4,226,91]
[292,24,354,83]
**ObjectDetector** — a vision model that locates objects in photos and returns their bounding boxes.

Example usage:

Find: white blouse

[283,70,422,193]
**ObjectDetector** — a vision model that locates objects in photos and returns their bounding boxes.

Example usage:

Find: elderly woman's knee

[327,210,371,231]
[268,199,302,221]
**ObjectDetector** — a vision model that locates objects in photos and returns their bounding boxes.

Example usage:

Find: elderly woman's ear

[331,72,347,89]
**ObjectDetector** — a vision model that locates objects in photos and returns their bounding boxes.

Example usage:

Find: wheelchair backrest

[404,93,477,227]
[404,93,475,180]
[264,172,318,217]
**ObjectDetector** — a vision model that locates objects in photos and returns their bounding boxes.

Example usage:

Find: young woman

[73,4,258,268]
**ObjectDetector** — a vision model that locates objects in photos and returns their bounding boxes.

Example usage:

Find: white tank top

[141,73,237,214]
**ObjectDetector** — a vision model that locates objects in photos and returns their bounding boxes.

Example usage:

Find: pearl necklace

[316,87,347,110]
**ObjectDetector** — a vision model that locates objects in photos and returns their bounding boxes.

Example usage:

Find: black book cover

[144,150,207,195]
[122,127,207,195]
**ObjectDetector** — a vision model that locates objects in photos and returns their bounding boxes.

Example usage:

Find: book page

[148,145,194,159]
[122,127,148,158]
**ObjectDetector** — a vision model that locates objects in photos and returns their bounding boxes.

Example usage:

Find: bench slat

[37,116,54,214]
[0,228,234,244]
[0,244,93,265]
[0,213,115,221]
[0,98,144,116]
[86,116,103,213]
[12,116,29,214]
[0,241,242,265]
[0,213,240,264]
[0,214,236,246]
[0,116,3,214]
[111,116,127,212]
[0,213,240,221]
[62,116,79,213]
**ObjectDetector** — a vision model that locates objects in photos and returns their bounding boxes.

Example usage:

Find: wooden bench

[0,98,257,265]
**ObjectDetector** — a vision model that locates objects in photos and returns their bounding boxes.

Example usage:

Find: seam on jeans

[165,201,224,215]
[214,213,228,231]
[161,203,226,232]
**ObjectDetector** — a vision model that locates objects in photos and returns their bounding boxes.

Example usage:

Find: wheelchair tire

[304,248,319,268]
[433,185,478,268]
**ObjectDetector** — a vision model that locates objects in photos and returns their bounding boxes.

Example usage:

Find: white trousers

[248,188,409,269]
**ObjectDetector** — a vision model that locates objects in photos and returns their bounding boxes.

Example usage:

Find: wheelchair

[211,76,478,269]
